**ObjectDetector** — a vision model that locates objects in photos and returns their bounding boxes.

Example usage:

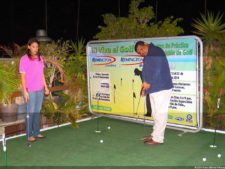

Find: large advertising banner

[87,36,203,130]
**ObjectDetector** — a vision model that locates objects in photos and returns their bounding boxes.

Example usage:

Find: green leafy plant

[204,57,225,129]
[95,0,183,39]
[40,39,89,127]
[39,40,70,88]
[64,40,86,89]
[42,93,81,128]
[192,12,225,129]
[192,12,225,48]
[192,12,225,58]
[63,39,88,116]
[0,59,20,105]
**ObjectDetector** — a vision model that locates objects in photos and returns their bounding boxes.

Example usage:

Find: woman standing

[19,38,49,142]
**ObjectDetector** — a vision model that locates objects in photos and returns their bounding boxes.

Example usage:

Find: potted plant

[0,59,20,122]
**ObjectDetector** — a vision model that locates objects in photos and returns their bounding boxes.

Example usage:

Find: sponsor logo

[100,83,109,88]
[100,82,110,92]
[175,117,184,121]
[186,114,193,123]
[92,56,116,66]
[94,92,110,102]
[120,55,143,66]
[95,92,101,98]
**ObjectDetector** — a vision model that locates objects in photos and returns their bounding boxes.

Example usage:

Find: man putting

[135,41,173,145]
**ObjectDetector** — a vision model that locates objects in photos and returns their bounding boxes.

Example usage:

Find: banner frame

[86,35,203,132]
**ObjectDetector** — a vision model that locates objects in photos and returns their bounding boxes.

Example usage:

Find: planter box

[0,104,18,122]
[17,103,26,120]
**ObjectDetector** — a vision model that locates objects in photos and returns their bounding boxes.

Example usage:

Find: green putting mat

[1,117,225,168]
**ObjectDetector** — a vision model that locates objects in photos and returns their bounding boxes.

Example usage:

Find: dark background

[0,0,224,45]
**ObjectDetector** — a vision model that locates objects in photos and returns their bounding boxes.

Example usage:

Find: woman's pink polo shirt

[19,54,44,92]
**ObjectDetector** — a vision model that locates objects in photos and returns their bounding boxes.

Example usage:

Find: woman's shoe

[36,134,45,138]
[28,137,36,142]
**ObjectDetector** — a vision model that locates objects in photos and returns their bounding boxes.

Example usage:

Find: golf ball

[107,126,111,130]
[210,145,214,148]
[217,154,221,158]
[100,140,104,143]
[202,157,207,162]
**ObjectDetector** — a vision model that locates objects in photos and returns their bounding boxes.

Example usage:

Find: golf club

[26,103,32,148]
[134,68,151,116]
[2,133,7,167]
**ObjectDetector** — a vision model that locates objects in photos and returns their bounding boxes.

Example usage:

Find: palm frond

[192,12,225,45]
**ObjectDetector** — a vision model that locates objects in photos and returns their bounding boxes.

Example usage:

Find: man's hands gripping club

[141,82,151,96]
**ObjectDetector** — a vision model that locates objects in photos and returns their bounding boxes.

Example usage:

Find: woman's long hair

[26,38,41,61]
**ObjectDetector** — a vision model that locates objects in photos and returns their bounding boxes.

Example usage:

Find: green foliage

[0,59,20,104]
[192,12,225,56]
[40,40,70,65]
[42,93,80,128]
[192,12,225,46]
[129,0,154,24]
[63,39,88,113]
[41,39,88,127]
[65,39,86,83]
[95,0,183,40]
[204,57,225,128]
[192,12,225,129]
[39,41,71,86]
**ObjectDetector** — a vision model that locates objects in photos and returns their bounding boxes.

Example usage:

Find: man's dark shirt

[142,43,173,94]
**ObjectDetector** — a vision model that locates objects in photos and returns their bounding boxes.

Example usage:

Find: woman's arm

[42,56,49,95]
[43,76,49,95]
[21,73,29,102]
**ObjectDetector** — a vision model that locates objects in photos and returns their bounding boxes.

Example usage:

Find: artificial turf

[1,117,225,168]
